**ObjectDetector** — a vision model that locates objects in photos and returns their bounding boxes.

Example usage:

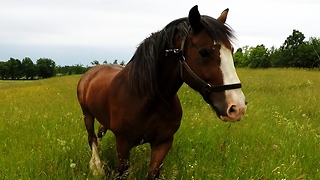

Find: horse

[77,5,247,179]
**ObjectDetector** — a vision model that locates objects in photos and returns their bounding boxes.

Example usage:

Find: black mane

[128,15,235,98]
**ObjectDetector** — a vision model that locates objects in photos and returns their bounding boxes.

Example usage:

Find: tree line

[0,57,58,80]
[234,30,320,68]
[0,57,125,80]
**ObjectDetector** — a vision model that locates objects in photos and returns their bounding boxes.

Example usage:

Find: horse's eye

[199,49,210,57]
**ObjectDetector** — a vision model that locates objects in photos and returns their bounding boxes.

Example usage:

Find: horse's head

[180,6,246,122]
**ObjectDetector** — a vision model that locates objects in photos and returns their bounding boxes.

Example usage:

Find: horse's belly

[108,99,182,145]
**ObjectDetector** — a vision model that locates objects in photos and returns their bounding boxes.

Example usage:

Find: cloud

[0,0,320,65]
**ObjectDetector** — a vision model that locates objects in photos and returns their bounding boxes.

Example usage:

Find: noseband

[165,38,242,104]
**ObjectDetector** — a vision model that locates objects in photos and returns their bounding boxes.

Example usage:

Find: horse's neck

[122,57,183,102]
[156,57,183,100]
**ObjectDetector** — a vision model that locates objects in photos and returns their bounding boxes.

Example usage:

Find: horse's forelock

[201,15,235,47]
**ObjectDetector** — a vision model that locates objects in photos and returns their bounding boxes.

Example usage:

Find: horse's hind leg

[83,113,104,176]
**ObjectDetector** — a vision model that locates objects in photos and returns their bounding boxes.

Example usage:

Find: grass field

[0,68,320,179]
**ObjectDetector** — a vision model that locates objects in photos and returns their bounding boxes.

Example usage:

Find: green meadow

[0,68,320,179]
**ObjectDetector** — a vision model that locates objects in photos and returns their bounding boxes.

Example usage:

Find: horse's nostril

[229,105,236,113]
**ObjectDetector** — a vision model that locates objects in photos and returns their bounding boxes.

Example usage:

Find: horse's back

[77,64,123,115]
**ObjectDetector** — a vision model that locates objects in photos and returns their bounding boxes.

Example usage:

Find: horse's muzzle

[219,103,247,122]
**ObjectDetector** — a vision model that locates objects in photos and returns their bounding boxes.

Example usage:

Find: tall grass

[0,68,319,179]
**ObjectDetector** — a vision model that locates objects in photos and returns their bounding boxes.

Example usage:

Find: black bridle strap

[206,83,242,92]
[180,57,207,87]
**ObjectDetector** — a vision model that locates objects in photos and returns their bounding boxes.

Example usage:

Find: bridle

[165,38,242,104]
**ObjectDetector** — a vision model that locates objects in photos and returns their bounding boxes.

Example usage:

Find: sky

[1,0,319,66]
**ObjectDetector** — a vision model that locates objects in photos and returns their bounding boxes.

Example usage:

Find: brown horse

[77,5,246,179]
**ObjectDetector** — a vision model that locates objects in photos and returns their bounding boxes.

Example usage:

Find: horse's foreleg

[115,137,132,179]
[148,137,174,179]
[97,124,107,142]
[83,113,104,176]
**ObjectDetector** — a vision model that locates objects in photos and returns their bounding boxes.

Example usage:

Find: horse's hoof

[115,170,130,180]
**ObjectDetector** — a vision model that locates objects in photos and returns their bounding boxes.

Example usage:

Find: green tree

[22,57,35,79]
[233,47,248,67]
[69,64,88,74]
[113,59,118,64]
[56,65,70,75]
[0,61,9,79]
[268,46,283,67]
[300,37,320,68]
[247,45,270,68]
[56,64,89,75]
[280,29,305,67]
[36,58,56,78]
[120,60,126,66]
[91,60,100,66]
[7,58,22,79]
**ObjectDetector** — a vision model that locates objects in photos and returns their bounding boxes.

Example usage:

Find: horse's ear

[217,8,229,23]
[188,5,202,32]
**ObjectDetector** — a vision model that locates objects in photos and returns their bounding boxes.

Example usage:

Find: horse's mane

[128,15,235,98]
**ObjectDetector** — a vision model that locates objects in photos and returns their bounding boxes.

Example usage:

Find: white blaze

[219,44,240,85]
[219,44,246,118]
